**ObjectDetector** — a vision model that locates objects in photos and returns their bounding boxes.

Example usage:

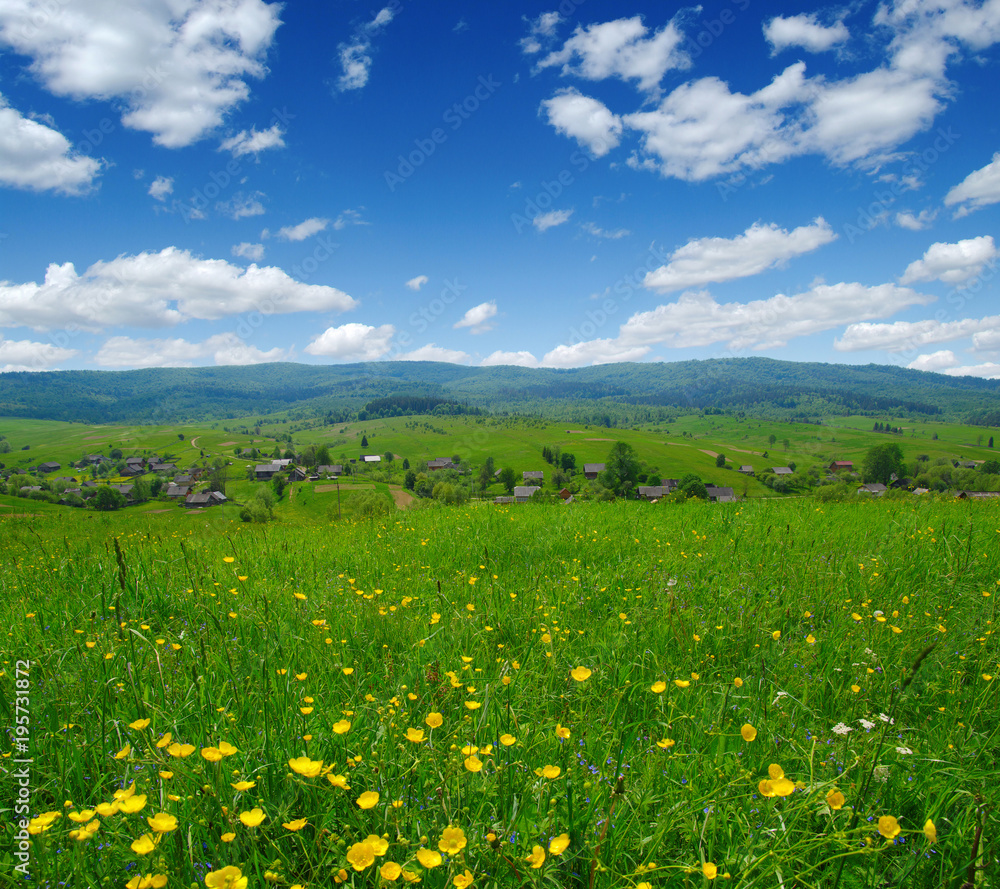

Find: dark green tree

[499,467,517,494]
[478,456,496,491]
[862,442,905,484]
[404,470,417,490]
[361,435,368,448]
[980,460,1000,475]
[93,487,126,511]
[715,453,726,468]
[601,442,640,496]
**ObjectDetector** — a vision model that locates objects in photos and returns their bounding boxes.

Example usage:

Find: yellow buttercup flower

[202,747,224,762]
[205,865,248,888]
[357,791,379,810]
[129,718,151,731]
[130,833,157,855]
[734,677,743,688]
[366,834,389,855]
[772,630,781,640]
[425,712,443,728]
[538,765,561,779]
[878,815,901,839]
[115,744,131,760]
[283,818,308,831]
[438,825,467,854]
[526,845,545,868]
[218,741,238,756]
[239,807,266,827]
[703,862,718,880]
[406,727,426,743]
[347,841,376,871]
[674,679,690,688]
[327,773,350,789]
[333,720,351,734]
[549,833,570,855]
[231,780,255,791]
[68,809,96,822]
[499,733,516,746]
[570,666,592,681]
[741,724,757,742]
[464,755,483,772]
[167,742,196,758]
[650,681,666,693]
[288,756,324,778]
[453,869,474,889]
[118,795,147,814]
[826,790,845,810]
[220,832,236,843]
[146,812,178,833]
[126,874,168,889]
[555,723,571,739]
[417,848,442,868]
[381,861,403,881]
[656,738,675,749]
[924,819,936,843]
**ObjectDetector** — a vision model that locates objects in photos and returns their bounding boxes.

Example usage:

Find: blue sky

[1,0,999,377]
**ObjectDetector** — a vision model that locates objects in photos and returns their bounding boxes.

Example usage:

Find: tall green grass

[1,498,997,887]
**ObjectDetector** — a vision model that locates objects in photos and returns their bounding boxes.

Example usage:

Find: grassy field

[2,497,997,888]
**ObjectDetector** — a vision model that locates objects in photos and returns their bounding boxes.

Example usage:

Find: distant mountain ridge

[1,358,999,425]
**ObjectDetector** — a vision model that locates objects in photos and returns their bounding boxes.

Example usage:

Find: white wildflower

[832,723,853,735]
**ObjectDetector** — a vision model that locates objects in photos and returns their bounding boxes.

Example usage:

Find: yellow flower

[381,861,403,881]
[526,845,545,868]
[538,765,561,779]
[283,818,308,831]
[464,701,481,710]
[741,724,757,742]
[239,807,266,827]
[464,755,483,773]
[425,712,443,728]
[924,819,936,843]
[499,733,516,746]
[95,801,120,817]
[119,795,147,814]
[155,732,172,748]
[220,832,236,843]
[453,869,474,889]
[772,630,781,640]
[703,862,718,880]
[549,833,570,855]
[333,720,351,734]
[129,718,151,731]
[223,556,235,563]
[734,677,743,688]
[159,771,173,780]
[365,834,389,856]
[130,833,157,855]
[218,741,238,756]
[656,738,675,749]
[289,756,324,778]
[758,777,794,798]
[650,681,666,693]
[342,667,355,675]
[674,679,690,688]
[406,727,426,743]
[806,634,816,644]
[115,744,131,760]
[438,825,467,854]
[851,684,861,693]
[878,815,901,839]
[146,812,178,833]
[205,866,248,889]
[167,742,196,758]
[347,841,376,871]
[768,764,784,779]
[126,874,168,889]
[826,790,845,810]
[555,723,571,740]
[357,791,379,810]
[570,666,592,681]
[231,780,255,791]
[68,809,96,822]
[417,848,442,868]
[202,747,224,762]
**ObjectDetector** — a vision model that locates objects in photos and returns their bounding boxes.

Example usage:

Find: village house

[165,484,191,499]
[316,465,343,477]
[255,463,282,480]
[737,465,754,475]
[858,483,887,495]
[37,461,61,473]
[829,461,854,472]
[514,485,539,502]
[185,491,227,508]
[523,470,544,483]
[427,458,455,471]
[772,467,793,476]
[583,463,605,479]
[706,485,736,502]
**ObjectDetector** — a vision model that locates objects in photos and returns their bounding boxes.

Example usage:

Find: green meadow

[2,496,997,888]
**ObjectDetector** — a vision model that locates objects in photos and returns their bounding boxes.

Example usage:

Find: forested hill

[1,358,999,425]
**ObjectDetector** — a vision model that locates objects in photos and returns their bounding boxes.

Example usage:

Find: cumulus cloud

[534,15,690,93]
[481,350,540,367]
[406,275,429,291]
[644,218,836,293]
[943,362,1000,379]
[900,236,997,285]
[542,339,651,367]
[534,208,574,231]
[305,322,395,361]
[276,217,329,241]
[454,302,498,334]
[335,5,397,91]
[0,247,357,332]
[219,123,285,157]
[95,332,287,368]
[540,89,623,157]
[894,209,936,230]
[396,344,471,363]
[520,11,563,54]
[0,335,76,371]
[0,95,101,193]
[836,315,1000,352]
[944,153,1000,217]
[148,176,173,201]
[0,0,281,148]
[907,350,959,372]
[232,242,265,261]
[764,14,849,54]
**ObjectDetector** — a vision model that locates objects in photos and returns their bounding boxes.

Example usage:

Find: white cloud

[217,191,266,220]
[764,14,849,54]
[481,350,540,367]
[219,123,285,157]
[943,362,1000,379]
[582,222,630,239]
[454,302,498,334]
[95,332,286,368]
[540,89,622,157]
[973,327,1000,353]
[406,275,429,291]
[277,217,329,241]
[894,209,936,230]
[396,344,471,363]
[232,242,265,261]
[0,336,76,370]
[0,95,101,193]
[534,209,574,232]
[0,0,281,148]
[944,153,1000,217]
[623,64,807,181]
[148,176,173,201]
[305,323,395,361]
[900,236,997,285]
[535,15,690,93]
[332,208,367,229]
[336,6,396,92]
[644,218,836,293]
[836,315,1000,352]
[520,12,563,54]
[907,350,959,372]
[540,281,933,366]
[0,247,357,331]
